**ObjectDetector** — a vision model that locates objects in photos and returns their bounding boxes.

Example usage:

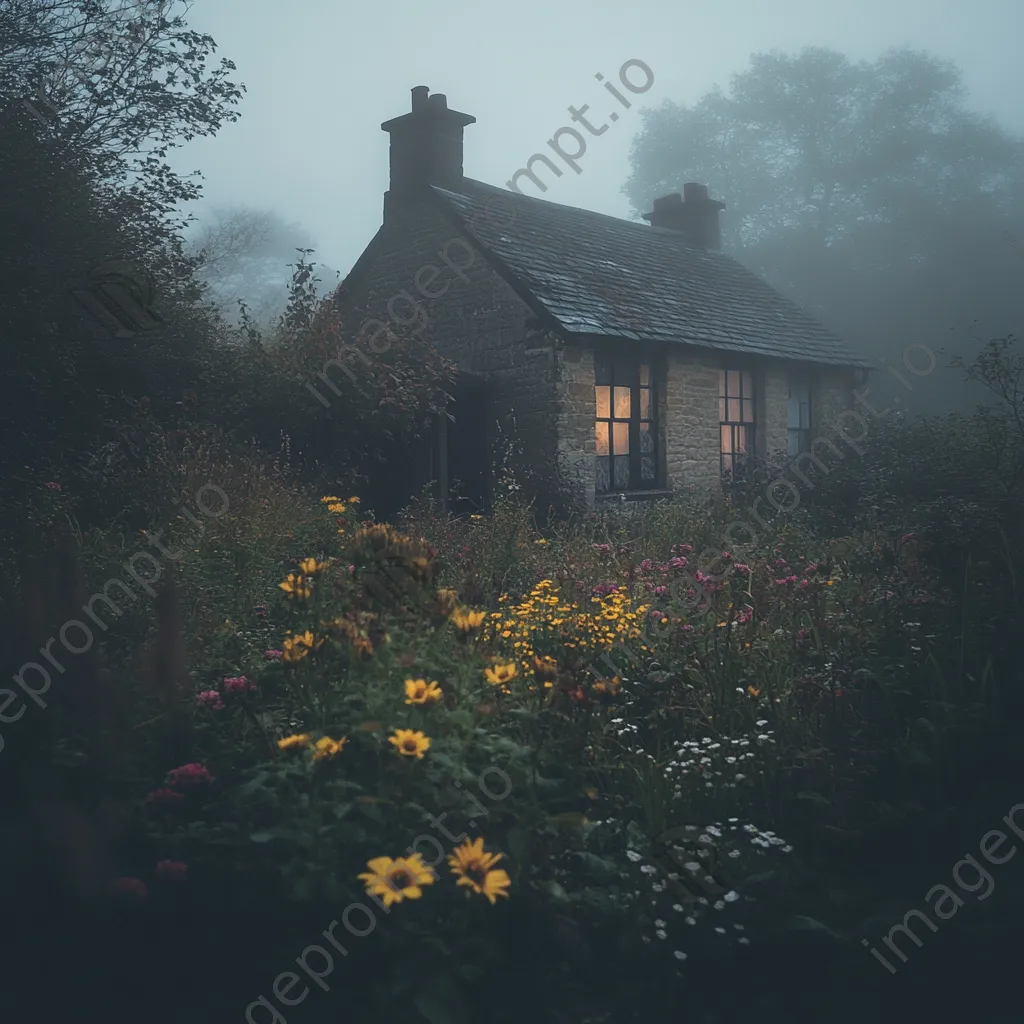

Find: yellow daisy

[448,837,511,904]
[357,854,435,906]
[312,736,347,761]
[484,662,518,686]
[278,573,311,600]
[451,607,486,634]
[277,733,311,751]
[404,679,442,705]
[298,557,328,575]
[281,630,319,663]
[389,728,431,759]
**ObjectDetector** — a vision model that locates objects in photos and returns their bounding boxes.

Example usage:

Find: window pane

[595,354,611,386]
[639,387,652,420]
[595,421,609,456]
[736,426,749,454]
[787,429,800,457]
[612,421,629,455]
[613,454,630,489]
[720,424,733,454]
[742,399,754,423]
[639,422,655,482]
[728,398,741,422]
[727,370,740,396]
[613,386,631,418]
[595,385,610,419]
[800,401,810,429]
[719,397,726,421]
[596,457,610,493]
[742,372,753,397]
[639,363,651,386]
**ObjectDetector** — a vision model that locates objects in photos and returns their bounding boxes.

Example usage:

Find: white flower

[672,904,684,912]
[685,916,697,925]
[724,890,739,902]
[640,864,657,875]
[626,849,642,862]
[714,926,726,934]
[655,929,667,940]
[654,919,666,928]
[713,900,725,910]
[737,936,750,945]
[673,950,687,961]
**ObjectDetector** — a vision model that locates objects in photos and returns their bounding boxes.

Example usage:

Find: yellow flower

[531,655,558,683]
[282,630,318,663]
[279,573,312,600]
[298,557,328,575]
[358,854,435,906]
[320,495,341,503]
[348,496,360,504]
[436,588,459,616]
[469,514,484,521]
[405,678,442,705]
[747,686,761,697]
[312,736,347,761]
[447,837,511,904]
[484,662,518,686]
[534,538,548,546]
[389,728,431,759]
[327,503,346,513]
[451,607,486,633]
[277,733,311,751]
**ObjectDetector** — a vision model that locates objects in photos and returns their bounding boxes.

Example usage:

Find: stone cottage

[332,86,872,514]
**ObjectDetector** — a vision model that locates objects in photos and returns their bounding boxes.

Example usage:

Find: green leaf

[413,975,469,1024]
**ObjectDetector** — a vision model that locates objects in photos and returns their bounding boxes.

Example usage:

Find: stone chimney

[642,183,725,248]
[380,87,476,203]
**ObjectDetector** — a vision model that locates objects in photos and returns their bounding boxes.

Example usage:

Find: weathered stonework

[664,348,721,494]
[761,365,790,456]
[555,343,596,510]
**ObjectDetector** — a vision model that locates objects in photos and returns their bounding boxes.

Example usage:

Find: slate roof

[432,178,871,369]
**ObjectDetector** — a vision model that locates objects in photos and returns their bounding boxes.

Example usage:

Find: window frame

[594,352,658,493]
[787,372,813,456]
[719,368,756,477]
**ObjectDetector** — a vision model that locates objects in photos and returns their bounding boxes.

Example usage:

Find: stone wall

[663,348,723,494]
[554,343,596,510]
[335,194,563,511]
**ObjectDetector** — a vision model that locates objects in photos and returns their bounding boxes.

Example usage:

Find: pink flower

[795,627,811,646]
[799,578,810,588]
[196,690,225,711]
[673,544,693,554]
[592,543,612,555]
[348,564,355,575]
[145,788,184,806]
[43,481,61,491]
[649,609,666,622]
[223,675,254,695]
[736,605,754,625]
[640,559,654,572]
[774,575,798,586]
[680,623,694,633]
[653,586,668,597]
[774,559,789,569]
[155,859,188,882]
[110,876,148,897]
[253,604,268,617]
[733,563,751,576]
[264,649,283,661]
[720,551,731,560]
[668,556,688,570]
[165,763,214,788]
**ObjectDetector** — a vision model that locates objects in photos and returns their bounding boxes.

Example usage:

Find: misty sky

[173,0,1024,279]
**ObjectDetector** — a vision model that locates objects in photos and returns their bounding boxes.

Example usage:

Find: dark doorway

[446,382,491,515]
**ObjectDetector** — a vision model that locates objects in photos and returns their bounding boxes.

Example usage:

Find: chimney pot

[381,86,477,211]
[642,183,725,248]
